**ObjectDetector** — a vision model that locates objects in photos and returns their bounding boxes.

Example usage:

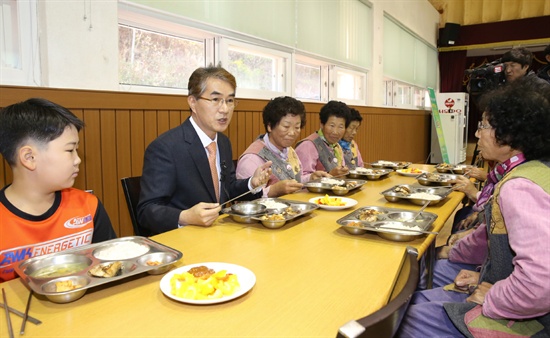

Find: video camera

[465,59,506,94]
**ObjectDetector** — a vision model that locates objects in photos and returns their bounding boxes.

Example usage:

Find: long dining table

[0,164,465,337]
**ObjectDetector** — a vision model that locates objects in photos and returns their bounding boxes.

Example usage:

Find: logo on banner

[445,98,455,108]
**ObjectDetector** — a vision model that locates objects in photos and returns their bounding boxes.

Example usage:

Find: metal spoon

[411,200,430,222]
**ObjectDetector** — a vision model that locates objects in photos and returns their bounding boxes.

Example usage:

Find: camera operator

[501,47,535,83]
[537,44,550,84]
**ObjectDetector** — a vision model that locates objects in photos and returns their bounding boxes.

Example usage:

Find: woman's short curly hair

[319,101,351,127]
[479,76,550,161]
[262,96,306,132]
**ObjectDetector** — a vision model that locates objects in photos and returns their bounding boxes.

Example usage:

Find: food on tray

[259,200,288,209]
[393,185,412,194]
[379,223,423,233]
[55,280,82,292]
[425,173,451,182]
[261,213,285,221]
[284,207,299,216]
[315,195,346,206]
[346,221,363,227]
[89,261,123,278]
[345,181,357,188]
[332,185,347,191]
[170,266,240,300]
[94,241,149,260]
[399,168,424,174]
[358,209,383,222]
[30,262,88,279]
[408,192,442,201]
[320,177,345,186]
[146,260,162,266]
[437,163,453,169]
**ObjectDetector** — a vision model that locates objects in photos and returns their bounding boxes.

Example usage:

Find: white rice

[354,167,373,173]
[408,193,441,201]
[94,241,149,260]
[320,178,345,185]
[259,200,288,209]
[380,223,423,233]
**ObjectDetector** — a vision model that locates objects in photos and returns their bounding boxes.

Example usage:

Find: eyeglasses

[477,121,492,131]
[198,96,238,109]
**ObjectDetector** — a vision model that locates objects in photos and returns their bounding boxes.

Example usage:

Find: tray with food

[14,236,183,303]
[380,184,452,206]
[435,163,474,174]
[303,177,366,195]
[347,167,392,180]
[222,198,319,228]
[369,160,411,170]
[337,206,438,242]
[416,172,458,186]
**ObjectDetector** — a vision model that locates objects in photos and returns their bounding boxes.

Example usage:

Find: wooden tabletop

[0,165,464,337]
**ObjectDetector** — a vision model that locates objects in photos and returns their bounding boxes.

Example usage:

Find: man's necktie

[206,142,219,202]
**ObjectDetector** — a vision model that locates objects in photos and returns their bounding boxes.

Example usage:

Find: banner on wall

[428,87,450,164]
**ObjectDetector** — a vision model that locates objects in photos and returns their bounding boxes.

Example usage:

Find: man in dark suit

[137,65,272,235]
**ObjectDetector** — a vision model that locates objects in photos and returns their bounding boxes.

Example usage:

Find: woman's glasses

[477,121,492,131]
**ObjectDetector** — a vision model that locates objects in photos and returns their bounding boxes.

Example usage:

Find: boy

[0,98,116,282]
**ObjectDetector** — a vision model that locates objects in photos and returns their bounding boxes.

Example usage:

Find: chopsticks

[20,291,33,335]
[2,288,14,338]
[0,302,42,325]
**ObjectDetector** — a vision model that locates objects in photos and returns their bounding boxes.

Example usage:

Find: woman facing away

[396,75,550,338]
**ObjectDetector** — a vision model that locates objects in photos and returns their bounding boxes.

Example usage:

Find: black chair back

[336,247,419,338]
[120,176,150,237]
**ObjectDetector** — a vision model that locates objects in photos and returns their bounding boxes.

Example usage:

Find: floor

[435,203,460,247]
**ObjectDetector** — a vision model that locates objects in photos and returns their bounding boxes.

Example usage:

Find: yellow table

[0,165,464,337]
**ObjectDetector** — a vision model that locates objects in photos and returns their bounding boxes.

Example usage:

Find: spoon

[411,200,430,222]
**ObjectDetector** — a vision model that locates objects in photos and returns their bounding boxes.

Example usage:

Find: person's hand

[268,179,304,197]
[456,212,479,231]
[251,161,273,189]
[311,170,332,181]
[179,202,221,227]
[454,269,480,292]
[465,167,487,182]
[452,175,479,202]
[436,245,452,259]
[329,165,349,177]
[467,282,493,305]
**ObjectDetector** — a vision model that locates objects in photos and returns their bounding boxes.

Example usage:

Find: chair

[336,247,419,338]
[120,176,150,237]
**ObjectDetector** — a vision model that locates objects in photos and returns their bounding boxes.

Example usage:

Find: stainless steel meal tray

[369,161,411,169]
[222,198,319,225]
[435,164,473,174]
[336,206,437,241]
[303,178,366,194]
[14,237,183,301]
[347,168,392,180]
[380,184,452,206]
[416,173,458,186]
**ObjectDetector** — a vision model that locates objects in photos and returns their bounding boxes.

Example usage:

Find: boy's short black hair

[0,98,84,166]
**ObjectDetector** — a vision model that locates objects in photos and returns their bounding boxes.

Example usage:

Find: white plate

[308,196,358,210]
[395,169,427,177]
[160,262,256,305]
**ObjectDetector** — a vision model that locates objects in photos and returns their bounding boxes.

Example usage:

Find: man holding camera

[501,47,549,86]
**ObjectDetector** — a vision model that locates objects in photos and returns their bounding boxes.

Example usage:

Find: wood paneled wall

[0,86,431,237]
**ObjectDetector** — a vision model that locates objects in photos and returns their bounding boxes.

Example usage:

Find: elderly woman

[397,76,550,337]
[338,108,364,169]
[295,100,350,177]
[236,96,329,197]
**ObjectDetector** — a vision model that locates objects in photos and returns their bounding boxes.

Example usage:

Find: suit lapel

[182,119,217,202]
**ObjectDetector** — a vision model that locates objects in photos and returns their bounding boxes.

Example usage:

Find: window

[383,78,427,109]
[219,38,291,99]
[295,62,322,101]
[330,66,366,105]
[0,0,39,86]
[118,25,205,89]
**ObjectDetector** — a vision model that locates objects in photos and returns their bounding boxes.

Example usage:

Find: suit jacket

[137,117,257,235]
